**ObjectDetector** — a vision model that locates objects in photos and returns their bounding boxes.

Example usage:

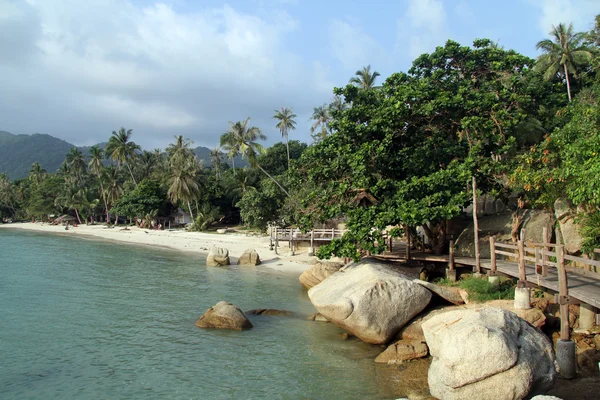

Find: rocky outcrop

[307,313,329,322]
[455,211,514,258]
[375,339,428,364]
[206,247,230,266]
[554,197,584,254]
[299,261,344,289]
[245,308,293,316]
[464,194,507,216]
[521,210,555,244]
[195,301,252,330]
[413,279,465,305]
[423,308,557,400]
[308,260,432,344]
[237,249,261,266]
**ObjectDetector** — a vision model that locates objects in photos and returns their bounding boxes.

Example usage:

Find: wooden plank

[495,242,518,250]
[495,249,517,258]
[518,240,526,282]
[565,254,600,268]
[528,242,561,248]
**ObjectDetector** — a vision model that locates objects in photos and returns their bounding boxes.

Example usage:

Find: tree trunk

[422,221,447,255]
[321,126,327,140]
[126,163,138,186]
[564,63,572,102]
[187,201,195,222]
[74,208,82,224]
[257,165,291,197]
[98,179,110,224]
[285,132,290,170]
[114,213,118,226]
[232,157,236,176]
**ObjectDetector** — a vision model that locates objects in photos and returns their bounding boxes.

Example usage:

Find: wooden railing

[269,227,348,254]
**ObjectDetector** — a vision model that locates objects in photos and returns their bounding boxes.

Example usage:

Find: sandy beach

[0,222,317,275]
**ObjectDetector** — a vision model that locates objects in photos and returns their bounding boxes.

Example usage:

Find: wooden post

[448,240,455,270]
[518,240,526,283]
[472,177,481,273]
[557,245,570,341]
[542,226,548,277]
[489,237,496,275]
[406,226,411,261]
[274,228,279,255]
[310,230,314,248]
[535,247,541,274]
[332,228,335,240]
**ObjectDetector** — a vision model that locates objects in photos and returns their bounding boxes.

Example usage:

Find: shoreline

[0,222,317,275]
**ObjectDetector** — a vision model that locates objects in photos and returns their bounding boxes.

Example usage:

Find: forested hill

[0,130,245,180]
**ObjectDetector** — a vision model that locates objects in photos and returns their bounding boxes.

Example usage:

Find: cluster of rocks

[206,247,261,267]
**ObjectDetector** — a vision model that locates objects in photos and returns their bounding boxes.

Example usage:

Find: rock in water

[422,308,557,400]
[206,247,230,266]
[307,260,432,344]
[237,248,261,266]
[245,309,293,316]
[299,261,344,289]
[375,339,429,364]
[195,301,253,330]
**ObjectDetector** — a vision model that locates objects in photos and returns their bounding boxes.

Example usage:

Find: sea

[0,229,428,399]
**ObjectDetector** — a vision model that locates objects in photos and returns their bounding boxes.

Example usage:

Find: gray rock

[375,339,428,364]
[455,212,514,258]
[530,396,563,400]
[307,313,329,322]
[237,248,261,266]
[299,261,344,289]
[521,210,555,244]
[308,260,432,344]
[423,308,557,400]
[413,279,465,305]
[207,247,230,266]
[195,301,253,330]
[245,308,293,316]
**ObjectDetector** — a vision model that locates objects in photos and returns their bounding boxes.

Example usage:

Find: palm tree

[66,147,86,181]
[168,156,200,221]
[210,147,223,180]
[166,135,194,164]
[536,23,594,102]
[105,166,122,224]
[231,118,290,197]
[310,105,330,141]
[105,127,141,185]
[349,65,381,89]
[329,95,347,113]
[28,162,47,185]
[226,168,257,204]
[220,130,241,173]
[273,107,297,170]
[88,145,110,223]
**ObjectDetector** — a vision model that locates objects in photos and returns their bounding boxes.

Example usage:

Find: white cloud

[0,0,329,148]
[396,0,448,60]
[529,0,598,35]
[328,18,388,71]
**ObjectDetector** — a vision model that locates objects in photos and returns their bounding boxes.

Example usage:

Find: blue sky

[0,0,598,150]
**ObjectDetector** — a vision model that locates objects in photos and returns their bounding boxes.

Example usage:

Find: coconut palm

[209,147,223,180]
[230,118,290,197]
[105,127,141,185]
[66,147,87,182]
[220,130,241,173]
[536,23,594,102]
[28,162,47,185]
[310,105,330,141]
[168,156,200,221]
[166,135,194,164]
[349,65,381,89]
[273,107,297,170]
[87,145,110,223]
[105,166,123,224]
[329,95,347,113]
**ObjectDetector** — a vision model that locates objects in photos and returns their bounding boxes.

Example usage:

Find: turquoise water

[0,229,415,399]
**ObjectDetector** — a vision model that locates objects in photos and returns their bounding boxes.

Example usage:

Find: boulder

[455,211,514,258]
[307,313,329,322]
[375,339,429,364]
[521,210,555,244]
[237,248,261,266]
[299,261,344,289]
[423,308,557,400]
[195,301,253,330]
[414,279,465,305]
[554,198,584,254]
[245,308,293,316]
[206,247,230,266]
[308,259,432,344]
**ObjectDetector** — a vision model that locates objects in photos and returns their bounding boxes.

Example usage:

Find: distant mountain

[0,130,245,180]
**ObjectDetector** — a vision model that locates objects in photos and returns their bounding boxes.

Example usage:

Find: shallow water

[0,229,426,399]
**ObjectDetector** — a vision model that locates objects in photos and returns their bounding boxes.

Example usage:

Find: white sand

[0,222,318,275]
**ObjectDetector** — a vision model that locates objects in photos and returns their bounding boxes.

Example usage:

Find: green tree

[166,135,194,165]
[273,107,297,170]
[112,180,169,223]
[28,162,47,185]
[349,65,380,89]
[536,23,594,101]
[65,147,87,182]
[310,105,330,142]
[210,147,223,180]
[105,127,141,186]
[88,145,110,223]
[168,156,200,221]
[257,141,308,176]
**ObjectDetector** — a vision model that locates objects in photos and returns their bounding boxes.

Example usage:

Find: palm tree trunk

[74,208,82,224]
[232,157,236,175]
[321,126,327,140]
[98,179,110,224]
[257,164,291,197]
[285,132,290,170]
[564,63,572,102]
[187,200,195,222]
[126,163,138,186]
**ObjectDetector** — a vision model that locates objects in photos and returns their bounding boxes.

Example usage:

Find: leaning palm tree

[273,107,297,170]
[28,162,47,185]
[88,145,110,223]
[104,166,123,224]
[168,156,200,221]
[536,23,594,102]
[349,65,381,89]
[310,105,330,141]
[66,147,87,182]
[220,130,241,173]
[231,118,290,197]
[105,127,141,185]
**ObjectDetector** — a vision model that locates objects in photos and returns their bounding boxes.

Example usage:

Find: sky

[0,0,598,150]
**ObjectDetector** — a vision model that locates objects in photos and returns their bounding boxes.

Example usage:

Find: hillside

[0,131,245,180]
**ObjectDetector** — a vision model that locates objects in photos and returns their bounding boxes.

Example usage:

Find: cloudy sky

[0,0,598,150]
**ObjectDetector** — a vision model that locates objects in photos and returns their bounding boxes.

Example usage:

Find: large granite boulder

[195,301,252,330]
[414,279,465,305]
[423,308,557,400]
[455,211,514,258]
[206,247,230,266]
[521,210,555,244]
[307,260,432,344]
[554,197,584,254]
[375,339,428,364]
[237,248,261,266]
[299,261,344,289]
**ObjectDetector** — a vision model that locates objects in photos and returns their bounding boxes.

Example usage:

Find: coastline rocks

[554,198,584,254]
[237,249,261,266]
[455,212,514,258]
[375,339,429,364]
[423,308,557,400]
[207,247,230,266]
[195,301,253,330]
[307,313,329,322]
[413,279,465,305]
[299,261,344,289]
[308,260,432,344]
[245,308,293,316]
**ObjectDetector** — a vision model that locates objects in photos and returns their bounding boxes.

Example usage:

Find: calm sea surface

[0,229,423,399]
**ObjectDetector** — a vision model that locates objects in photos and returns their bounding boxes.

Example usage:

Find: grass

[436,275,515,303]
